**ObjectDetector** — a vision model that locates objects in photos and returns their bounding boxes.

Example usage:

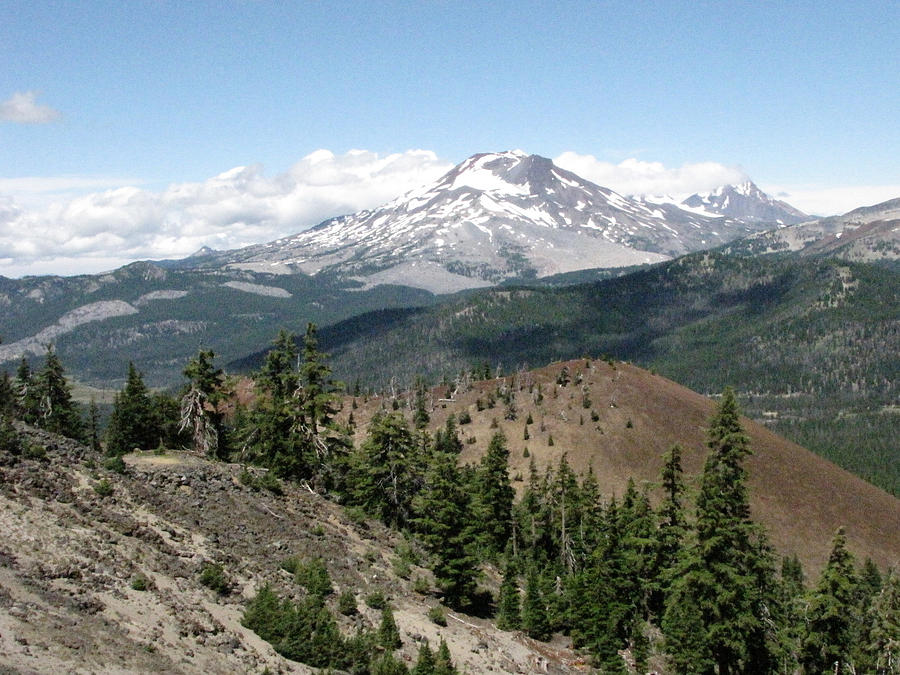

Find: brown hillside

[345,358,900,574]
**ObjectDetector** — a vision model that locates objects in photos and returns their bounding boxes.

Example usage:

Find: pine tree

[87,399,101,452]
[864,567,900,674]
[181,349,225,457]
[433,638,458,675]
[662,388,777,675]
[801,528,861,675]
[245,330,307,478]
[496,556,522,630]
[297,323,341,437]
[377,604,402,650]
[651,443,685,616]
[370,652,409,675]
[0,370,13,414]
[412,641,436,675]
[411,433,478,608]
[413,375,430,429]
[474,431,515,556]
[351,412,421,528]
[106,363,156,455]
[0,413,20,454]
[522,566,551,641]
[14,358,38,424]
[34,345,82,439]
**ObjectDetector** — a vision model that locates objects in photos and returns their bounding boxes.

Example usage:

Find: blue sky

[1,0,898,276]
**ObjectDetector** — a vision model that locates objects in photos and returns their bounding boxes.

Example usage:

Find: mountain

[250,253,899,496]
[682,180,808,224]
[727,196,900,263]
[0,263,437,387]
[215,151,785,292]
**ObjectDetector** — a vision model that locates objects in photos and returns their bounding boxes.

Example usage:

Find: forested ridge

[1,329,897,674]
[266,253,898,496]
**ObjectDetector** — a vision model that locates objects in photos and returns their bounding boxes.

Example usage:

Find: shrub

[294,558,333,597]
[413,576,430,595]
[0,416,21,455]
[93,478,113,497]
[427,605,447,626]
[391,556,411,579]
[24,443,47,460]
[338,590,358,615]
[458,410,472,424]
[131,573,150,591]
[279,556,300,574]
[104,455,127,474]
[257,470,284,495]
[199,563,231,595]
[365,590,387,609]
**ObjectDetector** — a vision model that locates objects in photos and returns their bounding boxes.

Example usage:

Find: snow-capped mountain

[218,152,794,293]
[682,181,807,225]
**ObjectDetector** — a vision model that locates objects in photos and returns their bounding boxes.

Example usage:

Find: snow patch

[222,281,292,298]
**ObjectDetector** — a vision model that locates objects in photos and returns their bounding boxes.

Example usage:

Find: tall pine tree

[801,528,861,675]
[106,362,156,455]
[473,432,515,557]
[662,388,777,675]
[34,345,82,439]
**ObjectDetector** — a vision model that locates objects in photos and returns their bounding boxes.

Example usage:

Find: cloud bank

[2,148,896,278]
[553,152,748,197]
[0,149,452,276]
[0,91,61,124]
[757,184,900,218]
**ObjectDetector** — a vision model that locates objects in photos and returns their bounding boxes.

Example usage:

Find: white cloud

[554,152,747,198]
[0,176,144,210]
[758,184,900,217]
[0,149,452,277]
[0,91,61,124]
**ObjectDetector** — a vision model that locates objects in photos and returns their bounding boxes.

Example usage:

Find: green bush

[294,558,333,597]
[131,573,150,591]
[391,556,411,579]
[103,455,127,474]
[365,590,387,609]
[427,605,447,626]
[93,478,113,497]
[24,443,47,460]
[199,563,231,595]
[338,590,358,615]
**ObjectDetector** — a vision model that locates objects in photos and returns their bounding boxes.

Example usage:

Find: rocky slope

[0,424,585,674]
[727,196,900,262]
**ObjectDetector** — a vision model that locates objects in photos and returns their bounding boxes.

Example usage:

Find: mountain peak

[684,180,806,224]
[220,151,798,292]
